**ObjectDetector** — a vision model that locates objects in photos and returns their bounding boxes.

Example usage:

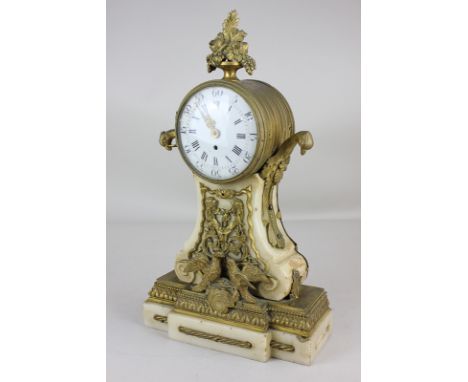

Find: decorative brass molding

[270,340,295,352]
[177,183,273,309]
[175,288,270,333]
[147,273,186,305]
[259,131,314,249]
[147,271,330,338]
[206,10,256,79]
[269,288,330,338]
[178,326,253,349]
[147,283,179,304]
[159,129,177,150]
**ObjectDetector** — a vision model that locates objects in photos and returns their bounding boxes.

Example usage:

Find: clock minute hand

[198,105,220,138]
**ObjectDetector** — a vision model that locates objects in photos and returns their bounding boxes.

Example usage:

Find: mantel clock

[143,11,332,365]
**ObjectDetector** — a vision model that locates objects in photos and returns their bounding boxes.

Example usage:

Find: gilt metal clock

[144,11,332,365]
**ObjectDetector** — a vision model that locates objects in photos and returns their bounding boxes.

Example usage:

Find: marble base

[142,301,171,331]
[168,311,272,362]
[270,309,333,365]
[143,301,332,365]
[143,271,332,364]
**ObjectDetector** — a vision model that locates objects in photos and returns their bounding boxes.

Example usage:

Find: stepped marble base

[143,271,332,365]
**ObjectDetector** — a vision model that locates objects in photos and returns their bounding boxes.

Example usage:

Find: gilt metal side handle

[160,129,177,151]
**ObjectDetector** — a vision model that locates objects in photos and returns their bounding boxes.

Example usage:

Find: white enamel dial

[177,86,258,181]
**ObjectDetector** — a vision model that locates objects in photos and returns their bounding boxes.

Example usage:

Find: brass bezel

[175,79,294,184]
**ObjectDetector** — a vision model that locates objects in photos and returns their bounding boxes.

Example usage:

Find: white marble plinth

[168,311,271,362]
[143,301,332,365]
[142,302,172,331]
[271,309,333,365]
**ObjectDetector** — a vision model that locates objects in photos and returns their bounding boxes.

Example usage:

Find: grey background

[107,0,360,381]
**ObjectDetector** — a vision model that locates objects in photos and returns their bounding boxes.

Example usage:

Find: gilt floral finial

[206,10,256,76]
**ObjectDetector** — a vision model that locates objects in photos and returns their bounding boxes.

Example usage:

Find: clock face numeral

[212,89,223,97]
[228,166,239,175]
[178,86,258,181]
[228,98,238,112]
[232,145,242,156]
[191,140,200,151]
[194,93,204,104]
[183,104,192,114]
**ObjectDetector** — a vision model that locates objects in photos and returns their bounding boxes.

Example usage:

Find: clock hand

[198,104,220,138]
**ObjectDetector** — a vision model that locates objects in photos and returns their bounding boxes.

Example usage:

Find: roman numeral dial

[177,86,258,181]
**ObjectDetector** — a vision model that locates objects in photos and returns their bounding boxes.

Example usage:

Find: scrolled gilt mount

[146,10,331,365]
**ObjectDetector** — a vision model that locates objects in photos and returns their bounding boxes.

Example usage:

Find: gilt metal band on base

[178,326,253,349]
